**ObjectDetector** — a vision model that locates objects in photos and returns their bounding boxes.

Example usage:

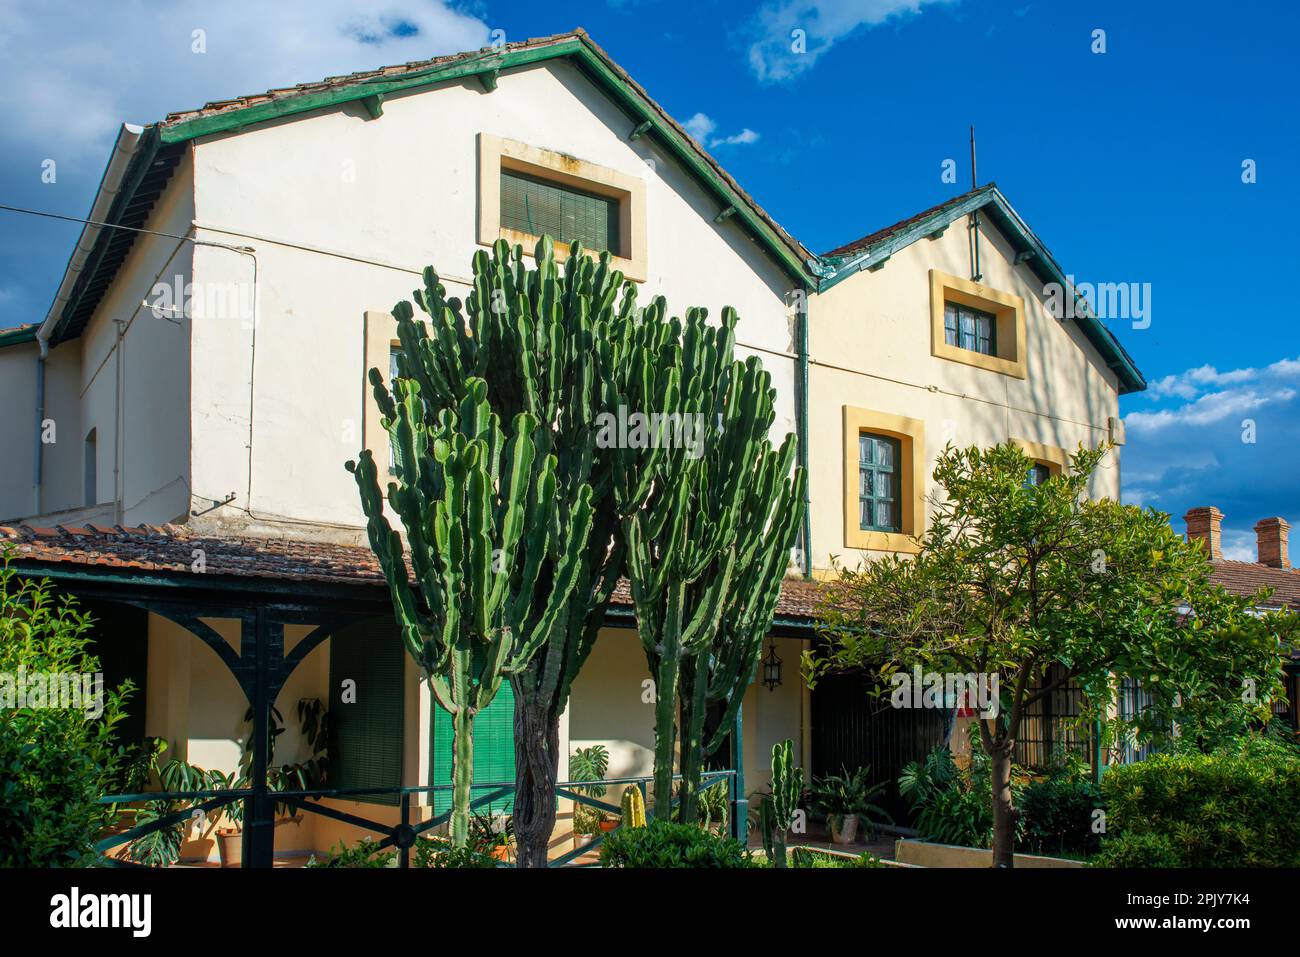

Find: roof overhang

[817,185,1147,395]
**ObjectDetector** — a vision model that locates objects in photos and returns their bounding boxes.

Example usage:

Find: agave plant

[808,766,893,838]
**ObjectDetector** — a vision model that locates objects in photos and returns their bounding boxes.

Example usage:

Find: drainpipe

[797,288,812,579]
[32,333,49,516]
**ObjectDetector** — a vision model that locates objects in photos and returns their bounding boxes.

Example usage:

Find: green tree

[0,551,133,866]
[612,304,805,822]
[348,380,594,846]
[356,237,638,865]
[808,443,1292,867]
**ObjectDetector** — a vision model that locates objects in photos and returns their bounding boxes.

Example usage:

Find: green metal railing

[96,769,740,868]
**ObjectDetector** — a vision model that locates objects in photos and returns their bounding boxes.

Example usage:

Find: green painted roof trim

[0,325,38,348]
[817,186,1146,394]
[159,36,816,285]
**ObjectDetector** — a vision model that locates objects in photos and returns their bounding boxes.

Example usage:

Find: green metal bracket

[629,120,652,140]
[477,68,500,93]
[361,93,384,119]
[713,205,737,224]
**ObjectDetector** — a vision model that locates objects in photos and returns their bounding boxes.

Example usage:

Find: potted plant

[215,699,330,867]
[469,811,514,862]
[808,766,892,845]
[568,745,615,848]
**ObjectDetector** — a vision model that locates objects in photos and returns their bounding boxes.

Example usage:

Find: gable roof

[817,184,1146,395]
[39,30,817,347]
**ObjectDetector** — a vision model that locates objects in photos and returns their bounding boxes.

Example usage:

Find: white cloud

[0,0,491,162]
[682,112,759,148]
[715,128,760,146]
[1145,355,1300,401]
[683,112,717,143]
[745,0,956,82]
[1125,387,1296,434]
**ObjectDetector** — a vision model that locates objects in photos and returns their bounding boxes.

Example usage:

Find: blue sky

[1,0,1296,559]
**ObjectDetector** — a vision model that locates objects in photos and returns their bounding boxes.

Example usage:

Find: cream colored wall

[0,342,38,520]
[2,156,194,527]
[568,626,809,831]
[184,58,797,540]
[807,217,1122,571]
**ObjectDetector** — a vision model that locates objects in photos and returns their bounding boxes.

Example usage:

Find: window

[500,171,620,257]
[83,428,97,506]
[478,134,647,281]
[1025,462,1052,487]
[944,302,996,356]
[388,346,402,472]
[859,433,901,532]
[929,270,1026,379]
[843,406,925,553]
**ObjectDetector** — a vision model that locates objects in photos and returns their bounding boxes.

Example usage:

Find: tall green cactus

[610,304,807,823]
[368,237,641,865]
[347,378,593,846]
[761,739,803,868]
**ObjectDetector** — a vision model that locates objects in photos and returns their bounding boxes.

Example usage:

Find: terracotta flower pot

[598,819,618,834]
[830,814,859,845]
[216,828,242,868]
[490,844,510,862]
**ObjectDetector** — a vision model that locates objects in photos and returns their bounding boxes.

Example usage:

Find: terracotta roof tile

[1,523,822,621]
[822,184,993,260]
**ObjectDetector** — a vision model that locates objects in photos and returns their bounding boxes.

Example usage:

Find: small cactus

[761,739,803,868]
[620,785,647,828]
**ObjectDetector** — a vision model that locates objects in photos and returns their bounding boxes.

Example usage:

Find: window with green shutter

[859,432,902,533]
[429,646,516,815]
[328,617,405,805]
[500,170,620,256]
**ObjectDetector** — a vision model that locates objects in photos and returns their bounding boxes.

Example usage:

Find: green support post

[731,701,746,844]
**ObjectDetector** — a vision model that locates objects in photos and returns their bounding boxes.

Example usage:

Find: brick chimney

[1254,517,1290,568]
[1184,506,1224,561]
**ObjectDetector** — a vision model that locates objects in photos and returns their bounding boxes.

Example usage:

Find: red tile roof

[4,523,1293,622]
[821,184,993,260]
[0,523,824,621]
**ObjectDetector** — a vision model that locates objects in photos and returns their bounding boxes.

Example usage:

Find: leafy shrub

[306,837,396,868]
[0,558,134,867]
[600,820,752,868]
[1017,771,1102,856]
[1092,751,1300,868]
[413,839,498,869]
[900,739,1027,849]
[789,846,881,868]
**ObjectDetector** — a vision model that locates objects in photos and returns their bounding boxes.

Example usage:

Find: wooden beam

[361,93,384,119]
[713,205,737,224]
[477,68,499,92]
[629,120,652,140]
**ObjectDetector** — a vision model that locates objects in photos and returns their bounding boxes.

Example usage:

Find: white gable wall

[186,58,798,539]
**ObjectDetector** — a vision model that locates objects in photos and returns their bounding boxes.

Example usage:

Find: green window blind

[859,432,902,533]
[329,618,405,805]
[944,301,997,356]
[429,645,516,815]
[500,170,620,256]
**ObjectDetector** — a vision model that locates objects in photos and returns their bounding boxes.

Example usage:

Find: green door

[328,617,405,805]
[429,647,515,815]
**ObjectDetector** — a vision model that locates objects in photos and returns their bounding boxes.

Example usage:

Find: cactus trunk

[511,693,558,868]
[450,707,474,847]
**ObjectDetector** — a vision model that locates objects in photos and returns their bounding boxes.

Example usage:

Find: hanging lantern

[761,641,783,691]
